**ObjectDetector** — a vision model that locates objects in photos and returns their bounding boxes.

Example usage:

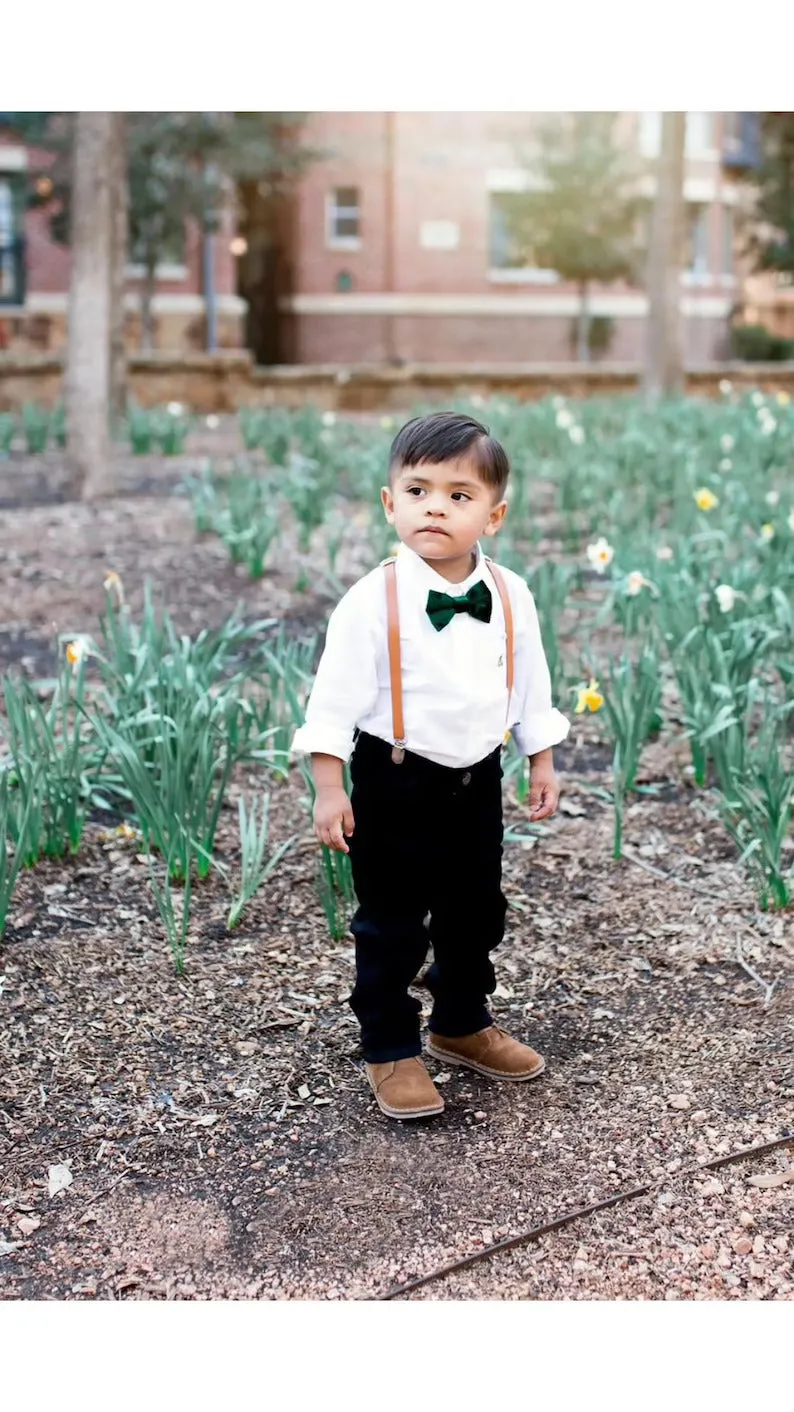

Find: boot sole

[365,1069,445,1120]
[426,1042,546,1082]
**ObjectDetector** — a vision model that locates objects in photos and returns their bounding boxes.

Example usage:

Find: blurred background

[0,110,791,367]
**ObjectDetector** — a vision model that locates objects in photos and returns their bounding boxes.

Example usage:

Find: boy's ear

[483,498,508,537]
[381,485,395,523]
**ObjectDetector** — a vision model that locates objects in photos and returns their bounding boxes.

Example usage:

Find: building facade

[282,111,758,365]
[0,123,246,355]
[1,111,778,365]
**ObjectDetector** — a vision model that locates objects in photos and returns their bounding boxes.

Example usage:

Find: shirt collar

[396,540,485,595]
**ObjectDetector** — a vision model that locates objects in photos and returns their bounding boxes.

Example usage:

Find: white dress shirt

[292,542,570,770]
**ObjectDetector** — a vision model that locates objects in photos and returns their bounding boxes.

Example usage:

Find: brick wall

[287,112,742,365]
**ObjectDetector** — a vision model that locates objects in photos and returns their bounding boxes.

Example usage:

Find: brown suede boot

[365,1057,445,1120]
[426,1025,545,1081]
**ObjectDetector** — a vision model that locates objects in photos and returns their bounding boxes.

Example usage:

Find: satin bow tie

[426,579,493,632]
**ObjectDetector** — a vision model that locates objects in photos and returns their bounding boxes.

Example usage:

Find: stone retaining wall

[2,352,794,414]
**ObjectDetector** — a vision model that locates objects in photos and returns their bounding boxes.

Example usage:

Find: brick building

[281,111,760,365]
[0,111,777,365]
[0,123,246,355]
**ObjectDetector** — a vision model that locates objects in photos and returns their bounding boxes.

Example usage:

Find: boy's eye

[451,492,471,502]
[406,486,425,497]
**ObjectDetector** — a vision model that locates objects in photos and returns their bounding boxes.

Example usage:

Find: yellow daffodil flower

[760,523,775,541]
[575,678,605,714]
[694,488,718,511]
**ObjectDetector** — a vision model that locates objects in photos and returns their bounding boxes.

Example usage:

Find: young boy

[292,411,569,1121]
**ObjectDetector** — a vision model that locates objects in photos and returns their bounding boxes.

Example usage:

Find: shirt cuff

[291,724,354,763]
[511,709,571,758]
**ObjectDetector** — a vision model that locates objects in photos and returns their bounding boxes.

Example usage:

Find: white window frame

[683,200,710,285]
[686,111,717,159]
[325,187,361,251]
[638,111,662,159]
[486,179,559,286]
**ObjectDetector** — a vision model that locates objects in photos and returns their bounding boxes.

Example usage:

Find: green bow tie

[426,579,493,632]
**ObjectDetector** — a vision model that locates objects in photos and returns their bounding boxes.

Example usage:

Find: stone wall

[2,351,794,415]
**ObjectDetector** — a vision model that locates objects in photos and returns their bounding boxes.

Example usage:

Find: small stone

[657,1191,675,1207]
[691,1110,709,1125]
[717,1250,732,1269]
[699,1177,724,1197]
[749,1260,767,1279]
[772,1236,788,1253]
[732,1236,752,1256]
[752,1235,765,1255]
[665,1289,681,1300]
[668,1095,690,1111]
[16,1215,41,1237]
[473,1111,487,1122]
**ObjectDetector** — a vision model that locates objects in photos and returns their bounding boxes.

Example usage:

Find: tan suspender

[383,556,515,763]
[485,557,515,697]
[383,560,407,763]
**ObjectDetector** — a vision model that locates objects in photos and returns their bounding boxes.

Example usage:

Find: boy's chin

[408,531,467,557]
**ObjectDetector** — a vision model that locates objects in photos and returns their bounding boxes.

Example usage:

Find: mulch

[1,443,792,1301]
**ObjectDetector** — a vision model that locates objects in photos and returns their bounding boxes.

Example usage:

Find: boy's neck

[416,547,478,584]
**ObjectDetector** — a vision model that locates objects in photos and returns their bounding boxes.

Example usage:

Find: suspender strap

[383,560,406,755]
[485,558,515,697]
[382,556,515,760]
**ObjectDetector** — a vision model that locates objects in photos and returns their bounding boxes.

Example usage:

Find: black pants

[347,731,507,1063]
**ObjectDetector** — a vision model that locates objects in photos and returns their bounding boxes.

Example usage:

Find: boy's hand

[528,760,560,822]
[314,787,355,853]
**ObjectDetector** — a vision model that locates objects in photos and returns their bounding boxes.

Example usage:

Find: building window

[685,203,710,277]
[326,187,361,249]
[488,192,558,284]
[686,112,715,156]
[0,176,25,305]
[638,112,662,159]
[722,207,735,277]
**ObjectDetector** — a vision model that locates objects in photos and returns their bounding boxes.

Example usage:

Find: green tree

[743,113,794,279]
[19,112,316,357]
[506,112,645,360]
[222,114,320,363]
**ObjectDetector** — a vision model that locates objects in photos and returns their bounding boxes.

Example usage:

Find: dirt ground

[1,443,792,1301]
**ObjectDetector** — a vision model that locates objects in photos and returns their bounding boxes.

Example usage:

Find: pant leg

[425,752,507,1037]
[347,736,432,1063]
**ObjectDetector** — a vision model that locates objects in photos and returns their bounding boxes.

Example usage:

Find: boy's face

[381,456,507,566]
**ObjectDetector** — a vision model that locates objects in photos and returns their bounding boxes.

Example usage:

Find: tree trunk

[109,112,128,423]
[576,281,591,362]
[141,257,157,352]
[643,111,686,405]
[66,111,116,501]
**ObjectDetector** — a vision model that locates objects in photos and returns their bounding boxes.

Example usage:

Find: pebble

[732,1236,752,1256]
[668,1095,690,1111]
[699,1178,725,1197]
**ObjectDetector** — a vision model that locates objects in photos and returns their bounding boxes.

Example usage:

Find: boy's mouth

[418,526,449,536]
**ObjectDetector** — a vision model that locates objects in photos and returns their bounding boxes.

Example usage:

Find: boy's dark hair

[389,411,510,498]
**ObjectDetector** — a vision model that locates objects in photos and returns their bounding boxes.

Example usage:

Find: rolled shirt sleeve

[509,579,570,757]
[291,578,381,762]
